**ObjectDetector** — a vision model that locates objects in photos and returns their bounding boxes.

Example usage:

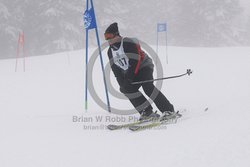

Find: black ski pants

[120,67,173,114]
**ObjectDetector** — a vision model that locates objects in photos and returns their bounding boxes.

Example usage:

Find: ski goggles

[104,33,115,40]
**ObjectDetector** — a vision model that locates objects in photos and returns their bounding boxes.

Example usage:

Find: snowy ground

[0,46,250,167]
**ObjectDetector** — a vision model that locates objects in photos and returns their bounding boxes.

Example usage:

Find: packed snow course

[1,46,250,167]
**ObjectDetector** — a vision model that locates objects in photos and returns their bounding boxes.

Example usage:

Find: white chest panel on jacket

[111,38,129,71]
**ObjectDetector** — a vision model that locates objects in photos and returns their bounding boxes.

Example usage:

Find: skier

[104,22,175,121]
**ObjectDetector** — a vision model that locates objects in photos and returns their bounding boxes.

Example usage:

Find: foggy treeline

[1,0,250,59]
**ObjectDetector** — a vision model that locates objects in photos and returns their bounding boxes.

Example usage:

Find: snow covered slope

[0,47,250,167]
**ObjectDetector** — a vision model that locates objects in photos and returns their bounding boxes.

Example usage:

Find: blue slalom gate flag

[157,23,167,32]
[83,8,96,30]
[83,0,111,112]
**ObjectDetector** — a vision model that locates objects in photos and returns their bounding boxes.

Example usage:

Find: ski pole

[132,69,192,85]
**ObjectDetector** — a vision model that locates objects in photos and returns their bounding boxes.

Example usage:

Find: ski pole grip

[187,69,192,75]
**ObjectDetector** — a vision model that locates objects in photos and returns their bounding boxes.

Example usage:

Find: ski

[107,117,158,130]
[129,112,182,131]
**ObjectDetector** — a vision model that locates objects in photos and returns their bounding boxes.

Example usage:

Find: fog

[1,0,250,59]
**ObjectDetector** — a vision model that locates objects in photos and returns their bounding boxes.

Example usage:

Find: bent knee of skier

[119,87,134,94]
[142,83,158,96]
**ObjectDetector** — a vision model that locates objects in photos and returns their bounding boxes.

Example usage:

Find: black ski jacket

[107,37,153,87]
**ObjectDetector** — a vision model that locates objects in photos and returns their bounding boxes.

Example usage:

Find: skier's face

[104,33,115,41]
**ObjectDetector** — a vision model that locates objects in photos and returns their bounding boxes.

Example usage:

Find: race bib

[113,52,129,70]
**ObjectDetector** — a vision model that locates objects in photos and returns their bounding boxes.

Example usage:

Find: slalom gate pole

[84,0,89,111]
[90,0,111,112]
[84,0,111,112]
[15,31,25,72]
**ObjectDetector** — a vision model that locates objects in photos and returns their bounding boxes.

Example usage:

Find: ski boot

[160,105,182,121]
[139,109,160,121]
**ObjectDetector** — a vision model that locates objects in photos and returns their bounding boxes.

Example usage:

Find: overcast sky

[240,0,250,14]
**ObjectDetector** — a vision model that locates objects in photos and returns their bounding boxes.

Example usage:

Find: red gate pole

[15,31,25,72]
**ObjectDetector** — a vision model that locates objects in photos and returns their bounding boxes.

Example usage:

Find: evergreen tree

[171,0,242,46]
